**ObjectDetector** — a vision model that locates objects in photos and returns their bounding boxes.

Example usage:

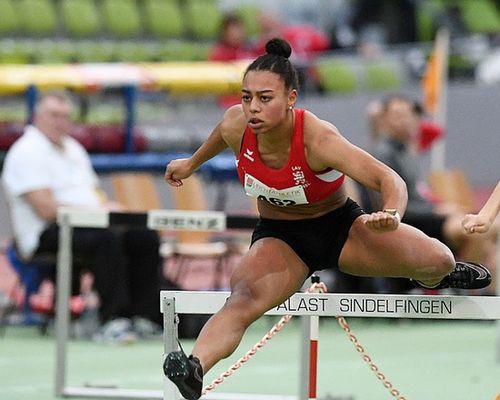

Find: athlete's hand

[164,158,194,187]
[461,213,491,234]
[364,211,400,232]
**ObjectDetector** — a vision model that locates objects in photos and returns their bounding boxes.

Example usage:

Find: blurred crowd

[211,0,500,92]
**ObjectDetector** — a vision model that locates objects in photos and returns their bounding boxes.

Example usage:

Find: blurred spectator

[253,12,330,62]
[476,48,500,85]
[359,96,442,294]
[367,95,496,293]
[253,11,330,91]
[208,12,256,62]
[365,98,444,154]
[350,0,387,58]
[1,90,163,341]
[208,12,256,108]
[350,0,418,46]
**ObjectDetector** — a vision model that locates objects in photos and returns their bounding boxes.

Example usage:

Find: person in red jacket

[208,12,256,108]
[253,13,330,63]
[208,13,256,62]
[253,12,330,91]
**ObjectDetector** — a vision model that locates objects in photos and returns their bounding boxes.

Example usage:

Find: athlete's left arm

[305,114,408,216]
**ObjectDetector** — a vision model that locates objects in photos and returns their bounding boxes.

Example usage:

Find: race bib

[244,174,308,206]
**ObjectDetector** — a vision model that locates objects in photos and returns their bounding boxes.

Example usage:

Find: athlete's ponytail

[245,38,299,90]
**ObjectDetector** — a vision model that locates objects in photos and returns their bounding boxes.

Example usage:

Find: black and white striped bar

[160,290,500,320]
[57,207,258,230]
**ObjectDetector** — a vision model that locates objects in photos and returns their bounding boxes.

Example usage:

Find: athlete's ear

[287,89,298,109]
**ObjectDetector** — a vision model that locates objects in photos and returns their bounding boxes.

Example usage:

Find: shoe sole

[164,352,200,400]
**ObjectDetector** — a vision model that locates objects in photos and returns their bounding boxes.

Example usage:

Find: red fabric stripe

[309,340,318,399]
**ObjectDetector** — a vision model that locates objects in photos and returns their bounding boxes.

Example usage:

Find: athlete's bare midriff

[257,185,349,220]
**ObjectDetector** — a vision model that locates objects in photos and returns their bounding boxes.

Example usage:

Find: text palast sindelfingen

[274,296,453,315]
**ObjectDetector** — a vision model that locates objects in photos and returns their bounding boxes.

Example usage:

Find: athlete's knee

[427,239,455,277]
[223,288,266,327]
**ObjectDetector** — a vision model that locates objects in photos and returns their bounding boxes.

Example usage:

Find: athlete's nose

[249,98,260,113]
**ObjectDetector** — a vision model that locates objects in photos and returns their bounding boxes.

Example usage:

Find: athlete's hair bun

[265,38,292,59]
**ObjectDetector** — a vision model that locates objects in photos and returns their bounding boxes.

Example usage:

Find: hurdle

[54,207,257,399]
[162,289,500,400]
[54,207,500,400]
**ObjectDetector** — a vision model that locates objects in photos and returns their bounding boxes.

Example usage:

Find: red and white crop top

[236,108,344,207]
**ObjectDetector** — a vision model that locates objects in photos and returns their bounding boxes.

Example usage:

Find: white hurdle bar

[54,207,500,400]
[161,290,500,320]
[161,290,500,400]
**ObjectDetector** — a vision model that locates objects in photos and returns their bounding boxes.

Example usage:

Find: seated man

[368,94,496,293]
[1,89,163,341]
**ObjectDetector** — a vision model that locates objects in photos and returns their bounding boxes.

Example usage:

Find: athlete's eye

[261,96,271,102]
[242,94,251,102]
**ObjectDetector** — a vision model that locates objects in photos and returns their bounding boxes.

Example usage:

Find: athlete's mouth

[249,118,263,125]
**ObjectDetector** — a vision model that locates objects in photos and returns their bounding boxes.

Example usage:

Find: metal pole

[123,85,137,154]
[55,213,73,396]
[299,316,310,400]
[26,84,38,125]
[496,237,500,363]
[163,297,179,400]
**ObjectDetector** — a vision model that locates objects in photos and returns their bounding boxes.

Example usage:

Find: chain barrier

[336,316,406,400]
[202,280,406,400]
[202,282,326,395]
[202,312,292,395]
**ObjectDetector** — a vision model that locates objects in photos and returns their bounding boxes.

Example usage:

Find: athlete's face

[241,70,296,133]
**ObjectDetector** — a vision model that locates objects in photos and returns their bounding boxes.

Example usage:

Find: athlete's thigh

[339,215,451,278]
[229,237,309,312]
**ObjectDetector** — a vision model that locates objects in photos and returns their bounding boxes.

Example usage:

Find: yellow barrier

[0,60,249,95]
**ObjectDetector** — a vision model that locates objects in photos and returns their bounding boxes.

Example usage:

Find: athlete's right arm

[462,180,500,234]
[164,106,244,187]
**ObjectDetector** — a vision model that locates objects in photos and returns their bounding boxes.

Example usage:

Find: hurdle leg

[299,317,308,400]
[163,297,180,400]
[55,214,73,397]
[496,238,500,363]
[301,276,322,400]
[308,314,319,400]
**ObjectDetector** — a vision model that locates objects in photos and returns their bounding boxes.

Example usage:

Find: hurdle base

[62,386,293,400]
[61,386,162,399]
[203,394,297,400]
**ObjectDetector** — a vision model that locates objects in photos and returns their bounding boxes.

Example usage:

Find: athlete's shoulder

[222,104,244,119]
[221,105,247,132]
[218,105,247,153]
[302,109,341,137]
